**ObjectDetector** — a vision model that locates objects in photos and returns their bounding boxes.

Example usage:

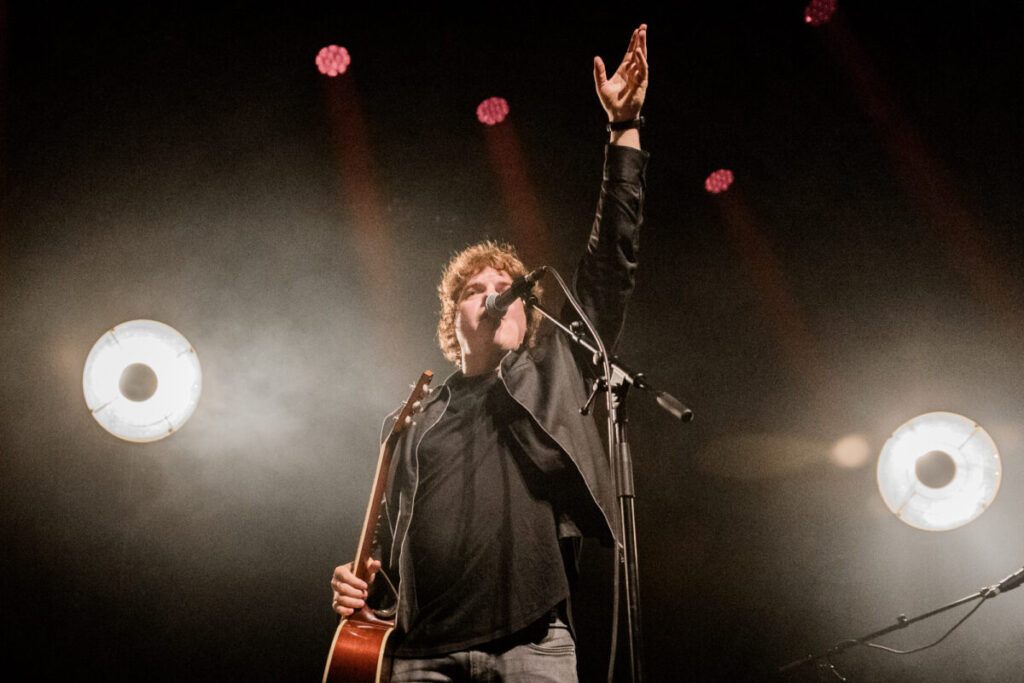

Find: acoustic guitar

[322,370,433,683]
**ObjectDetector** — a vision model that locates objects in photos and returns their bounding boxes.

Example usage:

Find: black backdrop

[2,3,1023,681]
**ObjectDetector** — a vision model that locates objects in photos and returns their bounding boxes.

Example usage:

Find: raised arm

[571,25,650,351]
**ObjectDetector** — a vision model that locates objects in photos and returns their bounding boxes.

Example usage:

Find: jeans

[390,617,578,682]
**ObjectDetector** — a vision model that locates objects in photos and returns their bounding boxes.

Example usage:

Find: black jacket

[372,144,649,633]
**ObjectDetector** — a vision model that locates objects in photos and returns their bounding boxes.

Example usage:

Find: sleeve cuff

[604,144,650,182]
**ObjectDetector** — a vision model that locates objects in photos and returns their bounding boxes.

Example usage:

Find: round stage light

[704,169,734,194]
[476,97,510,126]
[804,0,837,26]
[316,45,351,76]
[83,320,202,443]
[877,412,1001,531]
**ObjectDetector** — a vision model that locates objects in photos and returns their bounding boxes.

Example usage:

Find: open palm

[594,24,649,122]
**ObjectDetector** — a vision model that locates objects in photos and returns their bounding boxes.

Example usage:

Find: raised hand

[594,24,649,123]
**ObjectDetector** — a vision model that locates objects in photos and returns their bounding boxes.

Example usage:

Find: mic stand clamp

[581,378,606,416]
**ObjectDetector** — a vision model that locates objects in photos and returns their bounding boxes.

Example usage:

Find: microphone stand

[779,565,1024,681]
[527,291,693,683]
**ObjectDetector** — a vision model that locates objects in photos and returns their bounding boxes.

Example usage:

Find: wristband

[606,116,644,132]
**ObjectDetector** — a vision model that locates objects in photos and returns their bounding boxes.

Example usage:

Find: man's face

[455,267,527,372]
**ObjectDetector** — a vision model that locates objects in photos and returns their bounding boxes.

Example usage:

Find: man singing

[332,23,649,682]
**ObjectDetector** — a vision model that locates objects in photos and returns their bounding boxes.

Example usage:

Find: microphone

[484,267,547,319]
[989,566,1024,596]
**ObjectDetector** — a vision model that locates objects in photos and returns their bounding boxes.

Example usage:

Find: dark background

[2,2,1023,681]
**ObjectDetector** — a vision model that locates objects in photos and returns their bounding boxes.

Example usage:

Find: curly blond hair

[437,241,544,368]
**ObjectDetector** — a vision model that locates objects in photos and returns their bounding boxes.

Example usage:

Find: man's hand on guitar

[331,558,381,617]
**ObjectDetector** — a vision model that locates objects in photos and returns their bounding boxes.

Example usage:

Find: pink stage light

[704,169,734,194]
[476,97,510,126]
[804,0,837,26]
[316,45,351,77]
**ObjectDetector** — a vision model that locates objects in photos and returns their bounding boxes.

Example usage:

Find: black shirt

[396,370,570,657]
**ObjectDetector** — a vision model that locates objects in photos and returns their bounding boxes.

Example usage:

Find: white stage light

[83,320,202,442]
[877,412,1001,531]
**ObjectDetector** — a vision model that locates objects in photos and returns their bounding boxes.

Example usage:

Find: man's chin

[493,332,526,352]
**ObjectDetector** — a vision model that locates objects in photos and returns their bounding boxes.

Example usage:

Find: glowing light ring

[476,97,510,126]
[83,320,202,443]
[704,169,734,194]
[877,412,1001,531]
[316,45,351,76]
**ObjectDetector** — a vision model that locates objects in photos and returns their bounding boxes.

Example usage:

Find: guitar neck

[351,436,396,582]
[349,370,432,584]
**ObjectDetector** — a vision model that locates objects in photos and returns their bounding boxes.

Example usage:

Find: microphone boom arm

[526,297,693,422]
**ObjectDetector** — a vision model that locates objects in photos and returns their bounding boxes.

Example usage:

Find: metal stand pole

[611,386,644,683]
[529,293,692,683]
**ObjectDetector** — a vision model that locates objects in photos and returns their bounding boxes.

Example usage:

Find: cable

[607,545,621,683]
[842,596,989,657]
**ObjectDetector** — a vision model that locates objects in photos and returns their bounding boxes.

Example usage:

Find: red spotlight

[316,45,351,76]
[804,0,837,26]
[704,169,734,194]
[476,97,510,126]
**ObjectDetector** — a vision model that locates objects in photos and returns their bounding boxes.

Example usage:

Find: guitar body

[321,371,433,683]
[322,608,395,683]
